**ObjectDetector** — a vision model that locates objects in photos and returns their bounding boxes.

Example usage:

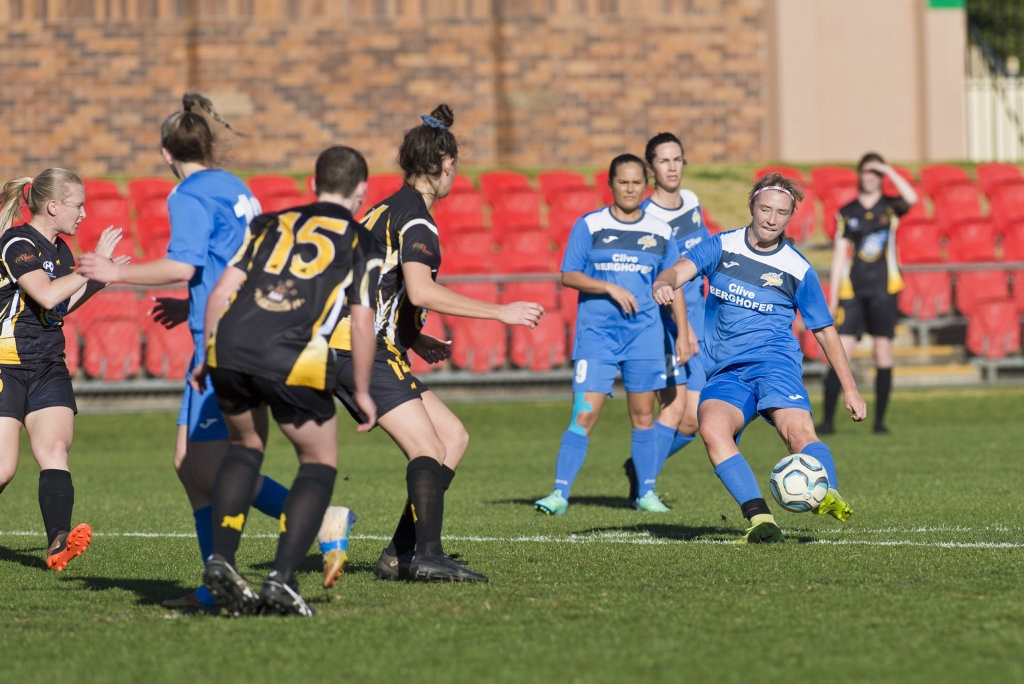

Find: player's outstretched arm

[813,324,867,422]
[652,257,698,306]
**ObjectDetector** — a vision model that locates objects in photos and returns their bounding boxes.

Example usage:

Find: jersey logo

[411,242,436,257]
[722,260,739,268]
[43,260,54,272]
[602,235,619,243]
[637,235,658,250]
[15,253,36,264]
[199,418,219,429]
[255,279,306,312]
[788,394,805,400]
[760,271,784,287]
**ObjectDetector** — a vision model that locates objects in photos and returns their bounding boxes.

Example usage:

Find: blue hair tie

[421,115,448,130]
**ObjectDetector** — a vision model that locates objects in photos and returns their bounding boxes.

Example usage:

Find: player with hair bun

[332,104,545,583]
[652,173,865,543]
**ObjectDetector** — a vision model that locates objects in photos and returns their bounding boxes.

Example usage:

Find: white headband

[753,185,795,202]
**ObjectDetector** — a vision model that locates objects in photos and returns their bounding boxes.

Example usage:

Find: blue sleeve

[683,233,722,279]
[796,269,833,330]
[559,217,591,273]
[661,234,681,271]
[166,192,212,267]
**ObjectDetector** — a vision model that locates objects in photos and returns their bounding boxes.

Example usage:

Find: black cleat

[203,555,260,617]
[409,553,488,583]
[873,423,890,434]
[259,573,314,617]
[815,422,834,435]
[374,547,413,581]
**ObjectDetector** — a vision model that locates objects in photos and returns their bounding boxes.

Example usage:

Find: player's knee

[567,392,594,436]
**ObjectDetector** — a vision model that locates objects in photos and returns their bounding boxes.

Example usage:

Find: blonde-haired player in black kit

[192,146,377,616]
[0,168,127,571]
[333,105,545,583]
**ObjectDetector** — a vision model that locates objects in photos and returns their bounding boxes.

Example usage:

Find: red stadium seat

[126,177,175,216]
[537,170,590,206]
[137,215,173,260]
[499,279,561,312]
[897,270,953,320]
[498,229,558,274]
[81,321,143,381]
[445,281,500,303]
[809,165,857,197]
[78,195,135,257]
[363,173,403,211]
[954,270,1009,317]
[975,163,1024,200]
[248,174,299,200]
[918,164,971,201]
[488,188,544,239]
[509,314,567,371]
[140,314,192,379]
[443,315,507,373]
[443,231,498,275]
[702,207,723,235]
[432,190,486,235]
[945,218,999,263]
[593,170,613,206]
[1000,219,1024,262]
[932,182,986,237]
[965,298,1021,359]
[987,181,1024,234]
[821,184,859,240]
[83,178,124,200]
[478,170,532,207]
[787,187,816,243]
[451,174,476,194]
[546,207,582,249]
[895,217,944,264]
[546,186,601,217]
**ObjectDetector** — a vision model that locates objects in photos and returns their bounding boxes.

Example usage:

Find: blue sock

[714,453,763,506]
[553,430,589,499]
[252,476,289,518]
[193,583,215,607]
[632,427,659,498]
[655,422,695,473]
[801,441,838,489]
[193,506,213,561]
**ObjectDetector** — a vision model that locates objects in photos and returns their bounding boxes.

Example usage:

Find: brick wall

[0,0,767,179]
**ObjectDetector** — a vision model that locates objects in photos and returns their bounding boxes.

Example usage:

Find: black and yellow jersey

[837,195,910,297]
[0,224,75,366]
[207,202,373,390]
[337,185,441,356]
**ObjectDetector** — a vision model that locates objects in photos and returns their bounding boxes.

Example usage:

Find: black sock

[822,369,842,425]
[407,457,446,557]
[387,500,416,558]
[270,463,337,584]
[210,445,264,565]
[740,498,771,521]
[875,367,892,427]
[38,469,74,545]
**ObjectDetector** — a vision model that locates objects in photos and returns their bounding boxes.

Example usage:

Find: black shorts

[0,359,77,421]
[208,367,336,428]
[334,346,426,424]
[836,291,899,339]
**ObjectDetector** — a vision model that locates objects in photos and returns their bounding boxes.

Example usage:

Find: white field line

[0,527,1020,549]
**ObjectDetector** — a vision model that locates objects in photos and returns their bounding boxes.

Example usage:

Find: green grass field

[2,386,1022,683]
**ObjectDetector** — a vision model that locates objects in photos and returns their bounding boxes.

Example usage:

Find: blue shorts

[571,357,666,395]
[176,332,228,442]
[699,360,810,426]
[664,346,707,394]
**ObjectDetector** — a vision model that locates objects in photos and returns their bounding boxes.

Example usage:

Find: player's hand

[501,301,545,328]
[189,361,208,392]
[112,255,132,266]
[92,226,124,260]
[150,296,189,329]
[76,251,120,283]
[686,322,700,357]
[675,328,693,365]
[412,334,452,364]
[652,281,675,306]
[844,388,867,422]
[607,283,638,315]
[353,390,377,432]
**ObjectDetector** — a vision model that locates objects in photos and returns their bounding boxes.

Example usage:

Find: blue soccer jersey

[684,227,832,377]
[642,188,711,340]
[165,169,261,335]
[562,206,680,362]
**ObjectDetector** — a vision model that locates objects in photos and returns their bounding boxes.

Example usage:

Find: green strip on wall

[928,0,964,8]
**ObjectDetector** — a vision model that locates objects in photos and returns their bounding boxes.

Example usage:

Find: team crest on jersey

[43,260,54,272]
[760,271,784,287]
[637,234,658,250]
[255,279,305,312]
[15,253,36,264]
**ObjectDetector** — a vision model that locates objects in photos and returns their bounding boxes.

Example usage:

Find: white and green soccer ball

[769,454,829,513]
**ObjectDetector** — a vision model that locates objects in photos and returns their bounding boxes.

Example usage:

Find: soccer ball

[769,454,829,513]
